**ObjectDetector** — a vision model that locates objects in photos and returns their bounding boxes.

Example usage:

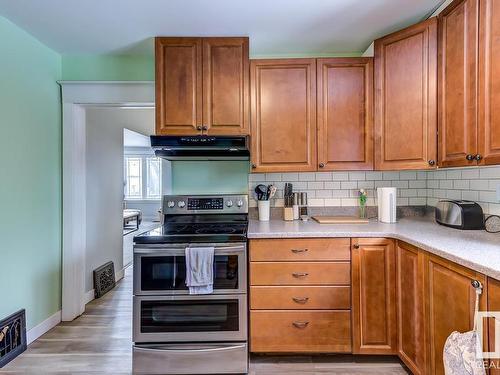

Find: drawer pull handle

[292,297,309,304]
[292,272,309,278]
[292,321,309,329]
[291,248,308,253]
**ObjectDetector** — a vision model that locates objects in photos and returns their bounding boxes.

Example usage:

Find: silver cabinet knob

[178,201,186,208]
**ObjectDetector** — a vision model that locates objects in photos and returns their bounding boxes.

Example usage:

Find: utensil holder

[258,200,270,221]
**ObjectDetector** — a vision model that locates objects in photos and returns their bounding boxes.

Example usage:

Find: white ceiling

[0,0,444,57]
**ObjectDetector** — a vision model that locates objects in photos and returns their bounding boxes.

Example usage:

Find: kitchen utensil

[268,185,277,199]
[312,216,369,224]
[293,193,300,220]
[377,187,397,223]
[255,184,268,200]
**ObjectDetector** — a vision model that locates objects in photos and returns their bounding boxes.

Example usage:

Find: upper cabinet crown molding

[317,58,374,171]
[374,18,438,170]
[250,59,317,172]
[155,36,249,136]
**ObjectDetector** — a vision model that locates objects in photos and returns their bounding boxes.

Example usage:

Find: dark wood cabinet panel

[250,59,317,172]
[424,254,486,375]
[396,242,426,375]
[155,37,202,135]
[202,37,249,135]
[478,0,500,165]
[352,238,397,354]
[438,0,479,167]
[374,18,438,170]
[317,58,373,171]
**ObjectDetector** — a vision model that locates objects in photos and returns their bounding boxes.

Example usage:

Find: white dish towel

[185,247,214,295]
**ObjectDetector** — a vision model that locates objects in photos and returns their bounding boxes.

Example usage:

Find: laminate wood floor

[0,267,409,374]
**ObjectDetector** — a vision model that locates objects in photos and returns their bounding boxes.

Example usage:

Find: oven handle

[134,244,246,255]
[134,344,246,353]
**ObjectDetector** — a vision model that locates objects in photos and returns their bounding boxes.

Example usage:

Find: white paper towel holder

[377,187,397,223]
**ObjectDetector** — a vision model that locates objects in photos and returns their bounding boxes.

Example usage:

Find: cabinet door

[478,0,500,165]
[425,254,486,375]
[317,58,373,171]
[351,238,397,354]
[250,59,317,172]
[396,242,426,375]
[374,18,438,170]
[438,0,479,167]
[202,37,249,135]
[155,37,202,135]
[488,277,500,374]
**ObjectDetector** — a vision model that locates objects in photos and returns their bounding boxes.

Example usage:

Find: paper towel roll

[377,187,397,223]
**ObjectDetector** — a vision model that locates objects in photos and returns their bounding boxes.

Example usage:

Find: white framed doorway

[59,81,154,321]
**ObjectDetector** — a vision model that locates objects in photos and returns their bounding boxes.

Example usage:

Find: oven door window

[141,255,238,291]
[140,299,239,333]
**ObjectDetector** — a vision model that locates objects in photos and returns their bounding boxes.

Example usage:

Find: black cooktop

[133,214,248,244]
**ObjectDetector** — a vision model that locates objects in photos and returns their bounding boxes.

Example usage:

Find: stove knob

[178,201,186,208]
[167,201,175,208]
[237,200,244,207]
[226,200,233,207]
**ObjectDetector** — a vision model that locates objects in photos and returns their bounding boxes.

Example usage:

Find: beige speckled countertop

[248,217,500,280]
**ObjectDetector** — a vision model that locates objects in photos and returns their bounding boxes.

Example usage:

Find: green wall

[0,16,62,330]
[171,161,249,194]
[62,54,154,81]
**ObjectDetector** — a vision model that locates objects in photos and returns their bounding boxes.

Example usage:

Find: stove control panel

[162,195,248,214]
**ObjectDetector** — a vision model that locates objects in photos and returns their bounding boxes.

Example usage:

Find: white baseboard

[27,310,61,344]
[83,268,126,306]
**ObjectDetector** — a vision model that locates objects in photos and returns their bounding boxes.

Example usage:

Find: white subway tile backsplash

[315,172,332,181]
[349,172,366,181]
[248,166,500,213]
[341,181,357,190]
[383,171,400,180]
[324,181,341,189]
[366,171,383,180]
[409,180,426,189]
[332,172,349,180]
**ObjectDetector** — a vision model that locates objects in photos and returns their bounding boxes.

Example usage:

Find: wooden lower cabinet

[250,310,351,353]
[396,241,426,375]
[488,277,500,374]
[351,238,397,354]
[425,253,487,375]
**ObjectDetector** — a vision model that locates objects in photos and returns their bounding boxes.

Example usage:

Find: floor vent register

[0,309,26,368]
[93,261,116,298]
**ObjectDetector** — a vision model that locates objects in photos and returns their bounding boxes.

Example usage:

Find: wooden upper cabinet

[351,238,397,355]
[250,59,317,172]
[396,242,426,375]
[374,18,438,170]
[478,0,500,165]
[317,58,374,171]
[425,254,486,375]
[155,38,202,135]
[438,0,479,167]
[155,37,249,136]
[202,37,249,135]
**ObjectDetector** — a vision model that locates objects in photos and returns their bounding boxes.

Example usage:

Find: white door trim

[60,81,155,321]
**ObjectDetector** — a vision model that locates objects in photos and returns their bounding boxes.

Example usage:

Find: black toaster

[435,200,485,230]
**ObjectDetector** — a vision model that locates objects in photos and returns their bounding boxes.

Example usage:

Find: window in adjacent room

[124,156,162,200]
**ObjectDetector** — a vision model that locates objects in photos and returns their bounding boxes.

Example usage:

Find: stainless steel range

[132,194,249,375]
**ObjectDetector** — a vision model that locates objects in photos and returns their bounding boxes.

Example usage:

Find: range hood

[150,135,250,161]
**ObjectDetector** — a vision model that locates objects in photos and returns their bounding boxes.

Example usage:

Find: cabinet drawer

[250,286,350,310]
[250,310,351,353]
[250,262,350,286]
[250,238,350,262]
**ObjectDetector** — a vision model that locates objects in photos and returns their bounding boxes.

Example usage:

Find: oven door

[133,243,246,295]
[133,294,247,343]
